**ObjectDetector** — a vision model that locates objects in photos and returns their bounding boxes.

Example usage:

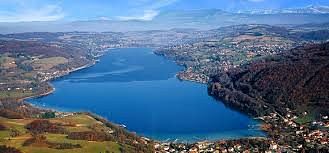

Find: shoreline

[19,63,96,103]
[19,84,56,102]
[20,54,100,102]
[18,48,267,144]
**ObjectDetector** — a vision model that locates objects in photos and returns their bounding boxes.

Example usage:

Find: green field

[0,115,137,153]
[294,114,316,125]
[3,134,122,153]
[0,91,34,100]
[30,57,68,70]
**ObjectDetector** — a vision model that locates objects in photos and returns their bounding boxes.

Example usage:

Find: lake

[28,48,265,143]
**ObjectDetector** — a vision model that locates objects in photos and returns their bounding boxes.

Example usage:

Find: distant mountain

[295,22,329,29]
[241,5,329,15]
[151,8,329,29]
[2,7,329,33]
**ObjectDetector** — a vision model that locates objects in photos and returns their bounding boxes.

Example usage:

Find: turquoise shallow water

[28,48,265,143]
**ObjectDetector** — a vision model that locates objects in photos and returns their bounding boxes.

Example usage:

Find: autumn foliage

[0,146,22,153]
[0,109,24,119]
[25,120,66,134]
[210,42,329,116]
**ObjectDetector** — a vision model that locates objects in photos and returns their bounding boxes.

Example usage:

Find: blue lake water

[28,48,265,142]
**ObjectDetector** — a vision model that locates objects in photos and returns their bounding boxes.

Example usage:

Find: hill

[0,112,153,153]
[209,42,329,117]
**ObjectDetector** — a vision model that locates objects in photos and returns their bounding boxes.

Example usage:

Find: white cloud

[248,0,265,2]
[99,16,110,20]
[0,4,65,22]
[117,0,178,21]
[117,10,158,21]
[150,0,179,9]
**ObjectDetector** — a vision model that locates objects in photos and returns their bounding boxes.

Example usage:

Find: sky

[0,0,329,22]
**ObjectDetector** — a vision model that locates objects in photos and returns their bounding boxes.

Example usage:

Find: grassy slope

[0,115,133,153]
[0,91,34,100]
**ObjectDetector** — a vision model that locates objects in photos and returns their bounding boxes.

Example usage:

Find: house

[291,123,297,128]
[234,144,242,151]
[270,143,278,150]
[206,148,214,152]
[320,139,328,145]
[154,144,160,149]
[107,130,114,134]
[163,146,170,151]
[324,122,329,128]
[297,144,303,149]
[178,144,186,149]
[271,113,277,118]
[220,148,228,153]
[198,144,207,150]
[189,147,198,152]
[228,147,234,152]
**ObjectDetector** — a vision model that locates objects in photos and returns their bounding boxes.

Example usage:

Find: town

[153,110,329,152]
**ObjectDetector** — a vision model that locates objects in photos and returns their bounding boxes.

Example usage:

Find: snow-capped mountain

[242,5,329,15]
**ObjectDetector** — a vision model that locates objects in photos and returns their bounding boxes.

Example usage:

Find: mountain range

[240,5,329,14]
[1,6,329,33]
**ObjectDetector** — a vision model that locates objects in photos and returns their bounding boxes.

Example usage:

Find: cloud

[247,0,265,2]
[117,10,158,21]
[117,0,178,21]
[0,4,65,22]
[149,0,179,9]
[99,16,110,20]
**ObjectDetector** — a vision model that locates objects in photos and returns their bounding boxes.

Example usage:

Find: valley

[0,22,329,152]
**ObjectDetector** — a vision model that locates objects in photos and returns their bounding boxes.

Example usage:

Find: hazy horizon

[1,0,329,23]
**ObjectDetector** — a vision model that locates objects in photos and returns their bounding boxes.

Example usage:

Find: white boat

[119,124,127,128]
